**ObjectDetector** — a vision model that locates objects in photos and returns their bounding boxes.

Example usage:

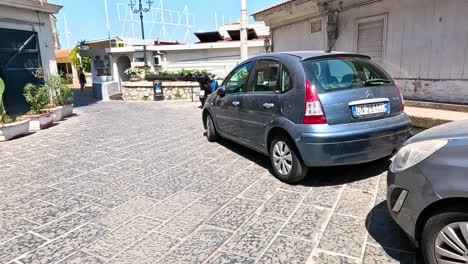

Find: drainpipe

[240,0,248,61]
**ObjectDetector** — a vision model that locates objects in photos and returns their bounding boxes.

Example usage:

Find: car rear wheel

[270,136,308,184]
[205,114,218,142]
[421,211,468,264]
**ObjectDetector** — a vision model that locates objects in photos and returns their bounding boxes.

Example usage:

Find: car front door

[239,59,281,147]
[212,61,254,137]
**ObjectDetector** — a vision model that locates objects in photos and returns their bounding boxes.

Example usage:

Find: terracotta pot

[0,119,30,141]
[21,112,53,131]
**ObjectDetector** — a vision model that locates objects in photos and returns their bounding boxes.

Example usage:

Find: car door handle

[232,101,240,107]
[263,103,275,109]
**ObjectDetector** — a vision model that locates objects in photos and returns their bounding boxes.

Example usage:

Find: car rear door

[238,59,281,146]
[212,61,254,136]
[302,56,403,125]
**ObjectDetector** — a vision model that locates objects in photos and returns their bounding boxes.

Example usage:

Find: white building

[253,0,468,104]
[80,23,270,100]
[0,0,62,113]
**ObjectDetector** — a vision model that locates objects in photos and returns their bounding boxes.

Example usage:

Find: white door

[357,18,385,64]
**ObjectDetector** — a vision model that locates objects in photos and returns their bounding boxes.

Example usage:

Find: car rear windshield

[302,57,392,92]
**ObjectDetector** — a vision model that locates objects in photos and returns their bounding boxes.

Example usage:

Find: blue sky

[52,0,280,48]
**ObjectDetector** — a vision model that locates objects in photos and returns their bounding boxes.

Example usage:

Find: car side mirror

[218,86,226,97]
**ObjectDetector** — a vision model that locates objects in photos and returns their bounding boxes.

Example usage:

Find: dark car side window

[224,62,254,94]
[248,60,280,93]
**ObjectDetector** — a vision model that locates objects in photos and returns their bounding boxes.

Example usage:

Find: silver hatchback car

[388,120,468,264]
[203,51,411,183]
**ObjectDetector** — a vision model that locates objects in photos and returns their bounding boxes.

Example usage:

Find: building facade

[0,0,62,113]
[253,0,468,104]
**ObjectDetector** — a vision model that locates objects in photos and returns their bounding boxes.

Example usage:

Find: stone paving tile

[281,204,331,241]
[160,226,232,263]
[95,196,158,230]
[84,216,161,259]
[312,252,359,264]
[158,201,219,238]
[0,233,46,263]
[110,232,179,264]
[223,214,285,258]
[207,198,263,231]
[35,204,110,239]
[17,200,69,225]
[201,179,256,207]
[335,189,374,218]
[258,190,304,219]
[59,251,105,264]
[205,252,255,264]
[318,214,367,258]
[363,244,417,264]
[302,185,342,209]
[21,223,108,264]
[0,217,39,244]
[240,178,282,201]
[258,235,314,264]
[142,191,202,221]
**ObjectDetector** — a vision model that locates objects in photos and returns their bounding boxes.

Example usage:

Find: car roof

[251,50,371,61]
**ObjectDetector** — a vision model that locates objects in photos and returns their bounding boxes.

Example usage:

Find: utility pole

[240,0,248,61]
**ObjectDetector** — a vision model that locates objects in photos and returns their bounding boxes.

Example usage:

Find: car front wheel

[270,136,307,184]
[205,114,218,142]
[421,211,468,264]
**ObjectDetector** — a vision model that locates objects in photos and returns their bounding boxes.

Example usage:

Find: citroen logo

[366,90,374,98]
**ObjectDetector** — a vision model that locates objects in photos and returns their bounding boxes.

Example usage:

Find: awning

[227,28,258,41]
[55,49,71,64]
[194,31,224,43]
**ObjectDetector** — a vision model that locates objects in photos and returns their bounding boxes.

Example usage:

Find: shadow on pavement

[72,87,100,108]
[366,202,422,263]
[215,136,392,186]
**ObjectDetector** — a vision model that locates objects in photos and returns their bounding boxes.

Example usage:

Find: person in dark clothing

[79,68,86,96]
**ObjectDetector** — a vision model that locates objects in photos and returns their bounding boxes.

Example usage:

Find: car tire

[205,114,218,142]
[421,210,468,264]
[269,136,308,184]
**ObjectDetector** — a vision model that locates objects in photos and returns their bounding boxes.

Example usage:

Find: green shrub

[0,77,6,124]
[23,83,49,114]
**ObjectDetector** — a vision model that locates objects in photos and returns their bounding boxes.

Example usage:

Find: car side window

[249,60,280,93]
[225,62,253,94]
[280,67,292,93]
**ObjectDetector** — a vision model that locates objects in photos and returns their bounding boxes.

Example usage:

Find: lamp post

[129,0,154,68]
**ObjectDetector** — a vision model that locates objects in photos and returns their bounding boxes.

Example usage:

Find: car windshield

[303,57,391,91]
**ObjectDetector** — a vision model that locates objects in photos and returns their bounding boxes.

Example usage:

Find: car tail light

[394,80,405,112]
[303,80,327,124]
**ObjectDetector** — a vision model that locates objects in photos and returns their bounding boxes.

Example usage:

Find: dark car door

[212,61,254,136]
[238,59,282,146]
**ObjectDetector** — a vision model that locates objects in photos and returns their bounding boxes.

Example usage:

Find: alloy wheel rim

[435,222,468,264]
[272,141,292,176]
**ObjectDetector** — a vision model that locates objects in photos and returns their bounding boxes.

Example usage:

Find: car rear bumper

[295,113,411,167]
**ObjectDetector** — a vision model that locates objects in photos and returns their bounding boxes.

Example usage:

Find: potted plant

[41,74,74,121]
[0,78,30,141]
[124,67,143,82]
[22,83,53,131]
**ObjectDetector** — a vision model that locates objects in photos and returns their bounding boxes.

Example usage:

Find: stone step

[109,92,123,101]
[406,100,468,113]
[405,106,468,129]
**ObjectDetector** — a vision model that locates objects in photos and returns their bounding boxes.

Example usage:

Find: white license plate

[199,90,205,98]
[352,103,388,117]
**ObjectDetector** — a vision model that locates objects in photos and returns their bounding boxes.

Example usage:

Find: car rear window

[303,57,391,92]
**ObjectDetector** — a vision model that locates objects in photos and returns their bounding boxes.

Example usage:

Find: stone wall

[122,81,200,101]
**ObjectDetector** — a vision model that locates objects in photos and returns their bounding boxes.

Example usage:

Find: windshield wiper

[364,79,392,86]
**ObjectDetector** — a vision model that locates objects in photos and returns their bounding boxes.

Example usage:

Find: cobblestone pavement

[0,100,417,264]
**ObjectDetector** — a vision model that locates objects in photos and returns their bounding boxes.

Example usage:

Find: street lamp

[129,0,154,67]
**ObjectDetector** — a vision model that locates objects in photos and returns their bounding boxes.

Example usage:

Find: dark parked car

[202,51,411,183]
[388,120,468,264]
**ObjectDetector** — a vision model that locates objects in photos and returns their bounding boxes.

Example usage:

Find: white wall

[272,18,326,52]
[0,6,57,74]
[269,0,468,104]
